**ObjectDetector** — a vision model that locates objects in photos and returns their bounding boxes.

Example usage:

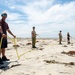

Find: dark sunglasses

[1,14,7,17]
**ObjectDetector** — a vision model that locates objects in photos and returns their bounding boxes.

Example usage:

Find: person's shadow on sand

[0,60,21,71]
[0,61,10,70]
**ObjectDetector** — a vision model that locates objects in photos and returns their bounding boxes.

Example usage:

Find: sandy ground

[0,38,75,75]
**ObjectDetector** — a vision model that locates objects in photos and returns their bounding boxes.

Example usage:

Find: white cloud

[0,0,75,38]
[15,1,75,26]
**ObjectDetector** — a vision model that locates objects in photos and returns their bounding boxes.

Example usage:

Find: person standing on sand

[0,12,16,61]
[67,32,71,44]
[31,26,37,48]
[59,30,62,44]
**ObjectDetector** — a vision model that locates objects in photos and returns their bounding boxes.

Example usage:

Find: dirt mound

[61,51,75,56]
[13,45,20,47]
[26,43,31,45]
[44,60,75,65]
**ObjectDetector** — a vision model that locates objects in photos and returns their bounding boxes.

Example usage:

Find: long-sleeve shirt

[32,30,36,37]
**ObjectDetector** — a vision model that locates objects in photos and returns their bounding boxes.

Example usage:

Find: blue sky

[0,0,75,38]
